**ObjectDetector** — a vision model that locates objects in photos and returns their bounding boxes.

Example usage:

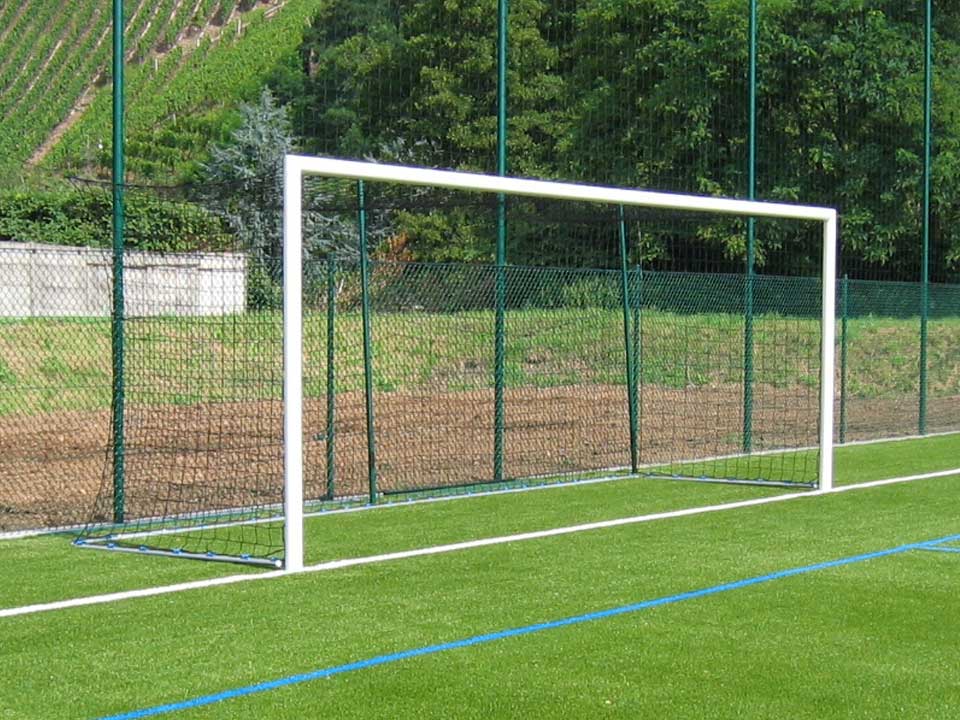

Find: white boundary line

[3,467,958,620]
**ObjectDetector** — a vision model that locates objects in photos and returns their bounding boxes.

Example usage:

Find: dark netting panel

[302,262,371,502]
[72,181,289,565]
[836,279,960,444]
[637,272,820,485]
[79,253,287,565]
[0,244,113,533]
[926,284,960,434]
[368,262,498,494]
[837,280,921,443]
[57,173,831,567]
[502,266,631,481]
[311,185,828,493]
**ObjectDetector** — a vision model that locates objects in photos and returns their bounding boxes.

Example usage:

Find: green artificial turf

[3,433,959,611]
[1,435,959,719]
[2,471,958,719]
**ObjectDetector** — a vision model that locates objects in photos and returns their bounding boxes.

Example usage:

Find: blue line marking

[918,546,960,554]
[94,533,960,720]
[915,537,960,553]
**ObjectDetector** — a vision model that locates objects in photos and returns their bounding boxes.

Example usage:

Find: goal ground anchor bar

[647,474,818,490]
[74,539,282,569]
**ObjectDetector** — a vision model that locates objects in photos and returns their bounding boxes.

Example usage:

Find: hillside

[2,1,959,280]
[0,0,324,184]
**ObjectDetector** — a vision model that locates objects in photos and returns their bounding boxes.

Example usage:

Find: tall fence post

[633,263,643,461]
[325,256,337,499]
[110,0,126,524]
[919,0,933,436]
[493,0,509,483]
[839,274,849,445]
[357,181,378,504]
[618,207,639,473]
[743,0,759,454]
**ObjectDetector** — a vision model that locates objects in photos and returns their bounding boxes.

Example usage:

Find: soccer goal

[76,156,837,571]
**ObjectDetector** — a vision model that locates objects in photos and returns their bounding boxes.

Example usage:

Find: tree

[199,86,368,306]
[199,87,293,266]
[270,0,960,278]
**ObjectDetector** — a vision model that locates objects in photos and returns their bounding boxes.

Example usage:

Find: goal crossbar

[282,154,838,573]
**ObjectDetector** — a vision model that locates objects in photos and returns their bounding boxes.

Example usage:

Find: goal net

[76,157,837,570]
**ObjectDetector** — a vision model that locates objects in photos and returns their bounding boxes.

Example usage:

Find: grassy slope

[1,308,958,416]
[0,0,324,183]
[47,0,326,180]
[0,437,958,718]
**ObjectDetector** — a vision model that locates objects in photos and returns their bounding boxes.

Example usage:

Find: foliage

[197,87,293,306]
[4,1,960,279]
[271,0,563,170]
[272,0,960,280]
[198,88,292,258]
[0,186,228,251]
[197,88,363,306]
[557,276,622,310]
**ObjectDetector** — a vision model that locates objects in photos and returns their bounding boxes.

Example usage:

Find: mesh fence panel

[308,190,829,495]
[637,272,821,485]
[0,244,113,533]
[837,279,960,443]
[368,262,497,493]
[503,266,630,480]
[838,279,921,443]
[927,283,960,434]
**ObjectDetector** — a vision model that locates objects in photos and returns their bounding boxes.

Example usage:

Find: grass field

[1,434,958,719]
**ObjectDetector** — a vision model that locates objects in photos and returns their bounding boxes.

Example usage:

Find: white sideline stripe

[2,468,958,619]
[822,468,960,492]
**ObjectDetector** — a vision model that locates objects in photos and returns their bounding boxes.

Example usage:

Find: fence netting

[2,1,959,538]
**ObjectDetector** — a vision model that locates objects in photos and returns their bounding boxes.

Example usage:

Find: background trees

[269,0,960,280]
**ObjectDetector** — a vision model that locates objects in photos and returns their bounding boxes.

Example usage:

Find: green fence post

[325,256,337,499]
[919,0,933,436]
[110,0,126,524]
[493,0,509,483]
[839,274,849,445]
[618,207,639,473]
[742,0,759,454]
[633,264,643,461]
[357,181,378,503]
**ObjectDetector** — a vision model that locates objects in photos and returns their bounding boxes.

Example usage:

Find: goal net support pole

[281,154,837,573]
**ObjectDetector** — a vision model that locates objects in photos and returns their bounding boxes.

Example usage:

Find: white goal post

[281,154,838,573]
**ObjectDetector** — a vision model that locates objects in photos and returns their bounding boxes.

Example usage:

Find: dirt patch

[1,386,957,532]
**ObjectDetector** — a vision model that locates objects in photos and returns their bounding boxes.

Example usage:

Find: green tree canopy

[271,0,960,280]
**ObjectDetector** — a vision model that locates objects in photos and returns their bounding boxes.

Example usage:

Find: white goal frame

[281,154,838,573]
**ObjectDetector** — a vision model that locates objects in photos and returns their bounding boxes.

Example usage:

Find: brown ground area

[1,386,957,533]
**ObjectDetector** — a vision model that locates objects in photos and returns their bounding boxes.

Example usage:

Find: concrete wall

[0,242,246,317]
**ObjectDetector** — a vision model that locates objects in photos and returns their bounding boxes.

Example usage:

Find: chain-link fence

[2,226,958,536]
[2,1,959,536]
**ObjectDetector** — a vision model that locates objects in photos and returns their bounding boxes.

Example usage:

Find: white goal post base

[281,154,838,573]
